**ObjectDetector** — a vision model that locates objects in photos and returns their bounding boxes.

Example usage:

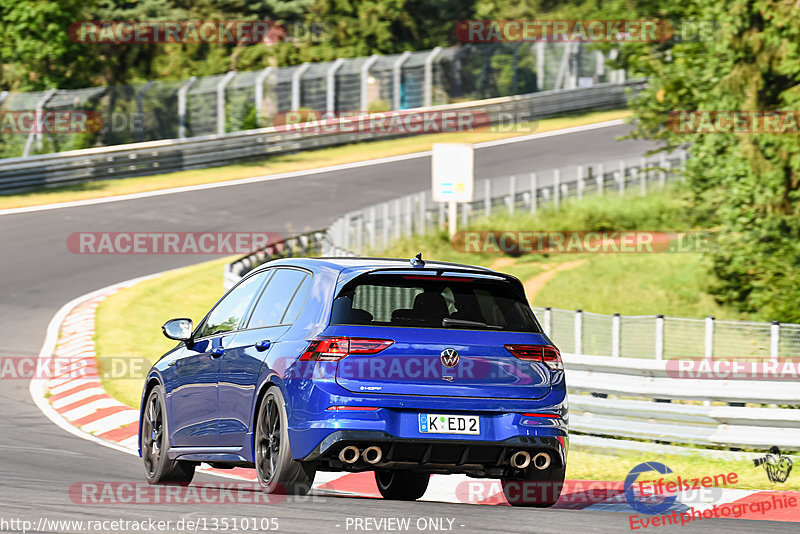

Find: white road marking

[0,120,625,217]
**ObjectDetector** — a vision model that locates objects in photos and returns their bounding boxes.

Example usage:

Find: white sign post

[431,143,474,237]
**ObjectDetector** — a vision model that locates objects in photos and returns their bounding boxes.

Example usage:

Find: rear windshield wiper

[442,318,503,330]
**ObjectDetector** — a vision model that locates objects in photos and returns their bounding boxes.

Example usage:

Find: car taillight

[504,344,563,371]
[299,336,393,361]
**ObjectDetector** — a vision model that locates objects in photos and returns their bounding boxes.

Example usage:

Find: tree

[603,0,800,321]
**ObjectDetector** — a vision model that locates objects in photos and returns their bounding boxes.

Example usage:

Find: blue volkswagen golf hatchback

[139,256,568,506]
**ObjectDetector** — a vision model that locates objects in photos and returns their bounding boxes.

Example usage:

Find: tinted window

[332,273,541,332]
[248,269,308,328]
[280,274,312,324]
[198,272,267,338]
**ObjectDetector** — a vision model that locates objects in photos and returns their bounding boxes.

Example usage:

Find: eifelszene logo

[624,462,677,514]
[753,446,794,483]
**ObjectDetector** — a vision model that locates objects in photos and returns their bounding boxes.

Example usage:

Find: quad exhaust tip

[339,446,360,464]
[362,446,383,464]
[533,452,551,470]
[510,451,531,469]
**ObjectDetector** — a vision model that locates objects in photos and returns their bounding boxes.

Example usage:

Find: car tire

[141,385,196,484]
[255,386,316,495]
[375,470,430,501]
[501,464,565,507]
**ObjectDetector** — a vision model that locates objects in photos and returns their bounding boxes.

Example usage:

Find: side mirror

[162,318,193,342]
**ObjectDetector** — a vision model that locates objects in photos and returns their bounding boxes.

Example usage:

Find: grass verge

[0,109,629,210]
[95,258,230,407]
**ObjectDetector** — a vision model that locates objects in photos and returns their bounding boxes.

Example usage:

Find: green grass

[565,449,800,490]
[94,258,231,407]
[383,186,744,320]
[533,254,740,318]
[0,109,630,210]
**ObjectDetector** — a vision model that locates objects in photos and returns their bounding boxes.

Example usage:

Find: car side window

[197,271,269,338]
[280,273,312,324]
[248,269,309,328]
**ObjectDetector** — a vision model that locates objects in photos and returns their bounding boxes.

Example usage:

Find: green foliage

[602,0,800,322]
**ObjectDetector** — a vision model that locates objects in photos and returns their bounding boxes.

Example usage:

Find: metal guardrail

[223,230,328,289]
[0,81,641,193]
[1,42,621,158]
[325,144,686,254]
[564,354,800,451]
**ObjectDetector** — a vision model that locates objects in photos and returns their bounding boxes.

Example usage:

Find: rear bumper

[284,377,568,460]
[302,430,567,478]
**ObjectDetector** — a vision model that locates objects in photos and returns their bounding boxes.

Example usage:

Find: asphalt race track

[1,123,794,533]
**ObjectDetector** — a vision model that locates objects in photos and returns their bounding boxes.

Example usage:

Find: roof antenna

[410,252,425,267]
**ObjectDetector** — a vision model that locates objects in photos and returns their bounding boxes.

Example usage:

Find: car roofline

[311,256,497,273]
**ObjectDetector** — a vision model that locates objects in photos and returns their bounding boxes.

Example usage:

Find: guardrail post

[535,42,546,91]
[392,51,412,110]
[369,207,376,251]
[291,63,311,111]
[438,202,446,230]
[326,58,345,112]
[553,169,561,209]
[705,316,715,360]
[342,214,351,251]
[577,165,584,200]
[23,88,56,157]
[612,313,621,358]
[178,77,197,139]
[508,175,516,216]
[255,67,275,126]
[618,160,626,196]
[655,314,664,360]
[770,321,780,362]
[574,309,583,356]
[484,179,491,217]
[0,90,8,106]
[639,157,647,195]
[596,163,604,196]
[382,203,390,248]
[394,199,402,240]
[217,71,237,135]
[543,307,552,336]
[136,81,155,143]
[461,202,469,227]
[360,55,380,111]
[659,152,667,189]
[418,192,427,235]
[530,172,538,214]
[405,195,413,238]
[423,47,443,107]
[357,213,365,254]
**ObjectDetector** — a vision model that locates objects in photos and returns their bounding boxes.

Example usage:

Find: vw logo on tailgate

[440,348,459,367]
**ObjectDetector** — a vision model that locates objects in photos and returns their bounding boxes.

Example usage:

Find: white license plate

[418,413,480,435]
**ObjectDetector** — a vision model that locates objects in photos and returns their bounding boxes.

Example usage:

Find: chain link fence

[1,42,620,159]
[534,307,799,361]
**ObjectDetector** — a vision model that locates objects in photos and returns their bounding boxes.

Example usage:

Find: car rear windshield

[330,273,541,332]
